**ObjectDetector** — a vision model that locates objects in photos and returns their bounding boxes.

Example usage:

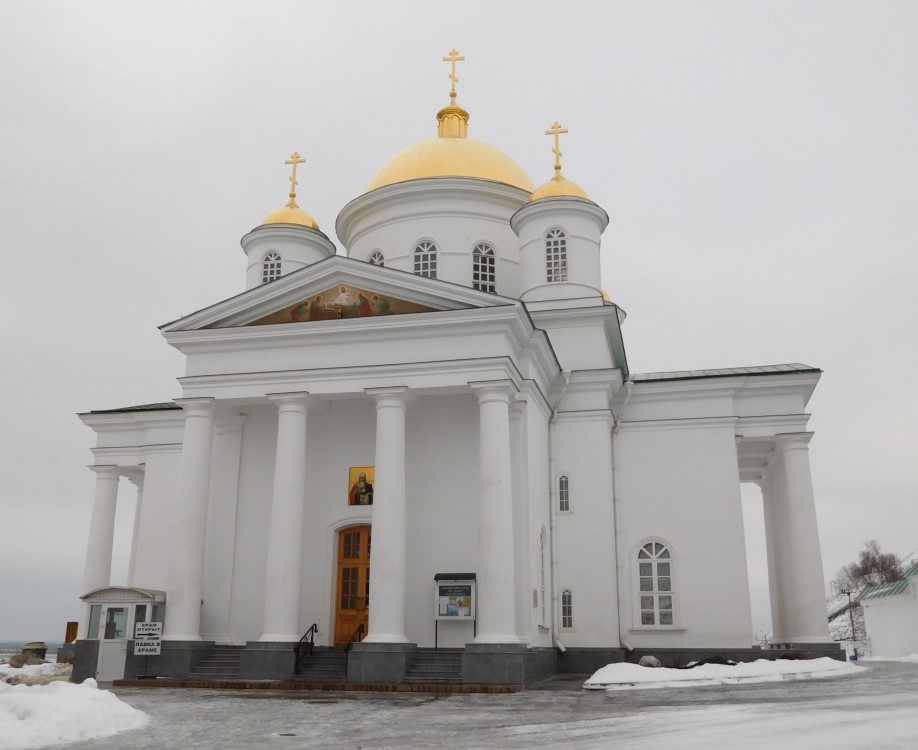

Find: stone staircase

[405,648,462,684]
[294,648,348,682]
[188,645,243,681]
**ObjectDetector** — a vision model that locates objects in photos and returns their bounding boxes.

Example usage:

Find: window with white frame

[368,250,385,266]
[262,251,282,283]
[472,242,496,292]
[413,240,437,278]
[558,475,570,512]
[545,229,567,282]
[637,541,674,626]
[561,589,573,629]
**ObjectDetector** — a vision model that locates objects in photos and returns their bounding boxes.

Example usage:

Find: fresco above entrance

[250,285,438,326]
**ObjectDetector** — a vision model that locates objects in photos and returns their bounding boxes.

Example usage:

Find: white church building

[73,53,836,685]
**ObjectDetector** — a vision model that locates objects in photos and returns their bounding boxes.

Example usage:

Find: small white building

[859,561,918,658]
[73,56,834,684]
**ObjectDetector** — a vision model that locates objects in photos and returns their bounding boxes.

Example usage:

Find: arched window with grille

[561,589,573,629]
[413,240,437,278]
[472,242,496,293]
[262,251,282,283]
[545,229,567,282]
[558,475,570,512]
[368,250,385,266]
[637,540,675,626]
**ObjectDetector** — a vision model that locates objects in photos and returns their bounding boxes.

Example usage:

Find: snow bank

[583,657,865,690]
[1,662,72,685]
[0,676,147,750]
[862,653,918,663]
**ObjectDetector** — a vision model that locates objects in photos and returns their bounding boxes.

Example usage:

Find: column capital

[469,379,519,404]
[776,432,813,451]
[267,392,311,414]
[266,391,310,403]
[366,386,410,408]
[174,397,216,416]
[88,464,120,478]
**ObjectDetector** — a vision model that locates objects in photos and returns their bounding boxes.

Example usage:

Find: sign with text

[134,640,161,656]
[435,581,475,620]
[135,621,163,638]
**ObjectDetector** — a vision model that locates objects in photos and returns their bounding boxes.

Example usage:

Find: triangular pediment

[160,256,517,332]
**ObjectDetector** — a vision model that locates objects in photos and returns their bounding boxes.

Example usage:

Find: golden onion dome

[262,203,320,230]
[262,152,320,230]
[530,121,589,202]
[366,98,533,192]
[530,174,589,202]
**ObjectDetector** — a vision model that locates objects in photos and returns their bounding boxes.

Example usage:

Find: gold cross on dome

[545,122,569,174]
[284,152,305,205]
[442,48,465,103]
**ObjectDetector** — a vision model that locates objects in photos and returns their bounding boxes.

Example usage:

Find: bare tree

[835,539,904,590]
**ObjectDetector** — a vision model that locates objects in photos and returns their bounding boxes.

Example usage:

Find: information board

[435,581,475,620]
[134,621,163,655]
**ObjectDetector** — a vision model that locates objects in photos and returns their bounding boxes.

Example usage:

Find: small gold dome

[530,174,589,202]
[602,289,613,304]
[368,137,534,192]
[262,204,320,230]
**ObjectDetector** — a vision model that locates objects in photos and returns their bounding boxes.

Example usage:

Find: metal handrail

[345,623,365,652]
[294,623,318,672]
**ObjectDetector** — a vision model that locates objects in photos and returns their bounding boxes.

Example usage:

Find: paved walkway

[73,660,918,749]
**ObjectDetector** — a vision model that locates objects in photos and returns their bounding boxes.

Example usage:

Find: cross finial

[545,122,569,176]
[442,48,465,104]
[284,152,305,206]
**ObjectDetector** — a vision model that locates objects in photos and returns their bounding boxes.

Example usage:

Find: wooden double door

[334,525,370,647]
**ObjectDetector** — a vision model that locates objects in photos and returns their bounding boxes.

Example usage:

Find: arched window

[558,475,570,512]
[262,251,282,283]
[637,541,674,626]
[561,589,573,629]
[413,241,437,278]
[545,229,567,282]
[472,242,496,293]
[368,250,385,266]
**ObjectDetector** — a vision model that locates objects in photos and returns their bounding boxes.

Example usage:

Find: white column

[776,433,831,642]
[759,475,788,641]
[472,382,520,643]
[81,466,120,594]
[126,473,144,588]
[163,398,216,641]
[363,387,410,643]
[260,394,309,641]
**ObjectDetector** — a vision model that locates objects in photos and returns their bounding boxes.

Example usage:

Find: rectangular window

[561,590,573,629]
[558,475,570,512]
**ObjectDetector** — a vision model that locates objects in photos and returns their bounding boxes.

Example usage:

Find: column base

[239,641,296,680]
[347,642,416,683]
[462,643,529,685]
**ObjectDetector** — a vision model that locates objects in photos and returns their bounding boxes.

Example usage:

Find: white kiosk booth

[79,587,165,681]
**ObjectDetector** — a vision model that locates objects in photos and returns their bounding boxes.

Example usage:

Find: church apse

[250,284,437,326]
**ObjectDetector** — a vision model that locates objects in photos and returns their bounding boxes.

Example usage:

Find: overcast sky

[1,1,916,641]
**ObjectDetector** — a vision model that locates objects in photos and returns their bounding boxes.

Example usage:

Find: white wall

[862,586,918,658]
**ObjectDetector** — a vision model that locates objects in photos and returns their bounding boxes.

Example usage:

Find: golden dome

[530,174,589,202]
[262,203,320,230]
[368,136,534,192]
[367,77,533,193]
[602,289,613,304]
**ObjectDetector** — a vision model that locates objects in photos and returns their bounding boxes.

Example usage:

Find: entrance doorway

[334,525,370,648]
[96,605,128,681]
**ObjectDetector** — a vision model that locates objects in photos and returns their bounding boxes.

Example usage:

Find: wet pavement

[67,660,918,749]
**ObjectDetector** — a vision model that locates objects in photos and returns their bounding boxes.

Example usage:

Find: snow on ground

[0,665,147,750]
[863,653,918,663]
[583,656,864,690]
[1,661,73,685]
